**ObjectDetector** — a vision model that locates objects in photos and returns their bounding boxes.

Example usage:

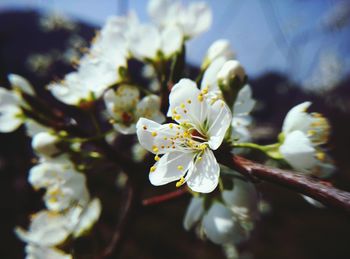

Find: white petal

[234,85,255,115]
[187,149,219,193]
[201,57,226,94]
[73,198,102,237]
[205,39,235,63]
[136,117,185,154]
[0,105,23,132]
[168,79,208,128]
[202,202,245,245]
[149,151,194,186]
[222,178,258,219]
[25,120,48,136]
[282,102,312,135]
[206,99,232,150]
[279,130,317,173]
[160,25,183,58]
[8,74,35,95]
[129,24,161,60]
[25,245,72,259]
[0,87,19,107]
[148,0,179,25]
[31,132,59,157]
[183,196,204,231]
[136,95,165,124]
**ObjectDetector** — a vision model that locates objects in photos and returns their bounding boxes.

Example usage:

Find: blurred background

[0,0,349,258]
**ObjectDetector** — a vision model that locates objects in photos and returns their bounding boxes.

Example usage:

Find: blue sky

[0,0,349,86]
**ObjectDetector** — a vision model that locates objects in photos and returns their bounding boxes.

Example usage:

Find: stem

[142,187,189,206]
[225,155,350,214]
[233,142,266,152]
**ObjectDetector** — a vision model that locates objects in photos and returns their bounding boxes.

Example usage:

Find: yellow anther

[169,124,174,129]
[174,114,181,120]
[175,177,185,188]
[152,145,159,153]
[184,109,188,114]
[197,156,202,161]
[177,165,184,171]
[199,143,207,150]
[154,155,160,161]
[150,166,156,172]
[151,131,157,137]
[202,87,208,94]
[180,103,186,108]
[316,152,325,161]
[198,94,204,102]
[187,99,192,104]
[183,131,190,138]
[164,137,168,140]
[308,130,316,136]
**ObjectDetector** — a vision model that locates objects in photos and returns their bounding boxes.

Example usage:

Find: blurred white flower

[129,24,183,61]
[0,74,35,132]
[204,39,235,67]
[137,79,231,193]
[25,244,72,259]
[48,14,133,105]
[104,85,165,134]
[148,0,212,38]
[217,60,246,86]
[32,132,60,157]
[231,85,255,143]
[29,156,90,211]
[279,102,334,177]
[184,177,258,245]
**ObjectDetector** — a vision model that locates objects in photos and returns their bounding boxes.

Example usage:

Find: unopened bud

[217,60,245,86]
[32,132,59,157]
[8,74,35,96]
[206,39,235,63]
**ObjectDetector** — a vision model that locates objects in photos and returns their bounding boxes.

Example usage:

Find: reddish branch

[230,155,350,214]
[142,187,189,206]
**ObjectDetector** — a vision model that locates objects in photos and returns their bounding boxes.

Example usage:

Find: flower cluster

[0,0,338,258]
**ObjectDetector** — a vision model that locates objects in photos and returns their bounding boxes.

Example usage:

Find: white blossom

[129,24,183,61]
[204,39,235,66]
[136,79,231,193]
[25,244,72,259]
[184,177,258,245]
[104,85,165,134]
[148,0,212,38]
[29,156,90,211]
[279,102,334,177]
[217,60,246,86]
[32,132,60,157]
[0,74,34,132]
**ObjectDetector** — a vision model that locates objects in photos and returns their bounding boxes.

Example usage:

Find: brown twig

[229,155,350,214]
[142,187,189,206]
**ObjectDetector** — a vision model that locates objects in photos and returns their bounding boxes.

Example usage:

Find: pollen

[202,87,208,94]
[187,99,192,104]
[169,124,174,129]
[150,166,156,172]
[154,155,160,161]
[152,145,159,153]
[177,165,184,171]
[175,177,185,188]
[198,94,204,102]
[151,131,157,137]
[174,114,181,120]
[180,103,186,108]
[199,143,207,150]
[197,156,202,161]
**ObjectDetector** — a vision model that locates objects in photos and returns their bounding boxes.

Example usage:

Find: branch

[229,155,350,214]
[142,187,189,206]
[102,181,136,258]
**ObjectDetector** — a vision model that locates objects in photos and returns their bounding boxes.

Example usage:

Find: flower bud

[206,39,235,63]
[32,132,59,157]
[217,60,245,86]
[8,74,35,95]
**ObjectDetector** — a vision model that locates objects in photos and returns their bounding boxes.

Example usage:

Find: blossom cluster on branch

[0,0,344,258]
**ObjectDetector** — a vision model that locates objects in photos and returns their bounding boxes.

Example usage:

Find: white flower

[15,210,74,247]
[148,0,212,38]
[231,85,255,143]
[279,102,334,177]
[48,14,132,106]
[29,156,90,211]
[25,119,50,137]
[136,79,231,193]
[204,39,235,66]
[0,74,34,132]
[25,244,72,259]
[104,85,165,134]
[217,60,246,86]
[16,199,102,247]
[184,177,258,245]
[129,24,183,61]
[32,132,60,157]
